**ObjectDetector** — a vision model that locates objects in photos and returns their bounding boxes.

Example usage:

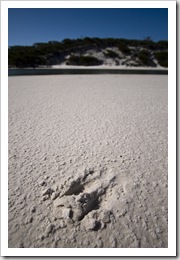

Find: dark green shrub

[8,45,47,67]
[154,51,168,67]
[142,40,156,50]
[138,50,152,66]
[118,42,131,55]
[103,50,119,58]
[62,38,74,47]
[66,55,103,66]
[104,38,118,47]
[156,41,168,51]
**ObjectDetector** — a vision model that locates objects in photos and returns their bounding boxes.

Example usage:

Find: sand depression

[8,74,168,248]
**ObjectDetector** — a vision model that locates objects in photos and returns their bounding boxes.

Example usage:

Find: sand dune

[8,74,168,248]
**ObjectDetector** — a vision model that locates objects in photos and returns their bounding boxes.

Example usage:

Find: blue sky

[8,8,168,46]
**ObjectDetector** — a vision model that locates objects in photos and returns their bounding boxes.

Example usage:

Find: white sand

[51,64,167,70]
[8,74,168,248]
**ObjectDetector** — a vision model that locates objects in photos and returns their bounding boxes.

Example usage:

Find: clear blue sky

[8,8,168,46]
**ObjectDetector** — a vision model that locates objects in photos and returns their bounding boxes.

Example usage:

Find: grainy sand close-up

[8,74,168,248]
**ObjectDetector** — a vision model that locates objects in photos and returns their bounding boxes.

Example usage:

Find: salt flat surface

[8,75,168,248]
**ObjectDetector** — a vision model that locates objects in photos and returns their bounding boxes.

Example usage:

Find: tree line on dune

[8,37,168,68]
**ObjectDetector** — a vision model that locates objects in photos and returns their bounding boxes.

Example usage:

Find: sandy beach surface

[8,74,168,248]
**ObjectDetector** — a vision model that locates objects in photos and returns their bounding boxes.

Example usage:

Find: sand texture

[8,74,168,248]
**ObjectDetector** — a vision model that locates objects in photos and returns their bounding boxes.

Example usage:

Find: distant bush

[66,55,103,66]
[156,41,168,51]
[138,50,153,66]
[142,40,156,50]
[62,38,74,47]
[154,51,168,67]
[118,42,131,55]
[8,46,47,68]
[103,50,119,58]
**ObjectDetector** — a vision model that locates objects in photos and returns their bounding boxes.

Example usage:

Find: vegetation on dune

[8,37,168,68]
[118,42,131,55]
[154,51,168,68]
[138,50,155,66]
[156,41,168,51]
[66,55,103,66]
[8,46,46,68]
[103,50,120,59]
